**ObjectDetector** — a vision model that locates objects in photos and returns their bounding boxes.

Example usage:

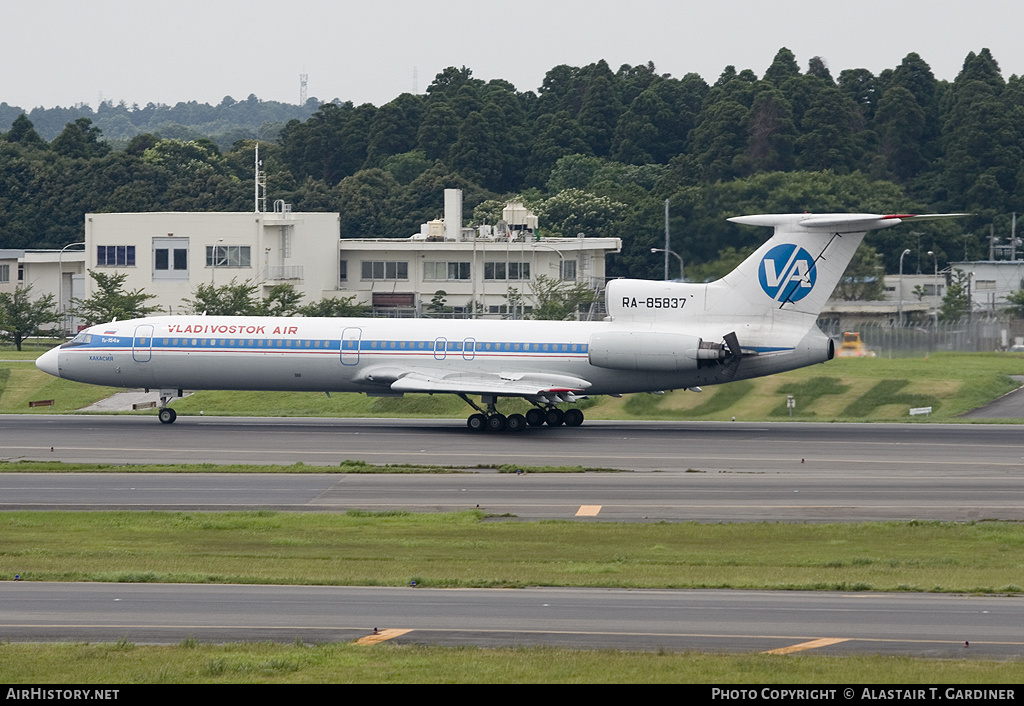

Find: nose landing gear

[156,388,183,424]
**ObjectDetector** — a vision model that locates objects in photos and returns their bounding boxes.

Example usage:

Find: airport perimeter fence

[818,318,1024,357]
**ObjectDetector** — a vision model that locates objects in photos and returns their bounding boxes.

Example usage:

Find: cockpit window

[63,332,92,348]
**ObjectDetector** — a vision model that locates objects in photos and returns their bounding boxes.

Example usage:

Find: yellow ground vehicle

[835,331,876,357]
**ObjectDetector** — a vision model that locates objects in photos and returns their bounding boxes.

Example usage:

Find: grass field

[3,511,1022,593]
[2,641,1021,684]
[5,347,1023,422]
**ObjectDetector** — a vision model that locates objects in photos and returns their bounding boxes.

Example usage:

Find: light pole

[663,198,670,280]
[651,248,684,281]
[211,238,224,283]
[927,250,938,326]
[898,248,911,326]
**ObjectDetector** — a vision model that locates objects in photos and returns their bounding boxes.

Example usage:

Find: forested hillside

[2,48,1021,281]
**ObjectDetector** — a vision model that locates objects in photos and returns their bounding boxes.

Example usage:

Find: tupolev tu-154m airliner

[35,213,960,431]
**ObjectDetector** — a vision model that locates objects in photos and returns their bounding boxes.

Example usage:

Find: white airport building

[76,190,621,322]
[1,246,87,332]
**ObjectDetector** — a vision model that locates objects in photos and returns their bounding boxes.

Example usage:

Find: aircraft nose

[36,347,61,378]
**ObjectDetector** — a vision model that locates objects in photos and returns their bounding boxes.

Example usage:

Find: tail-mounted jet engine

[588,331,748,373]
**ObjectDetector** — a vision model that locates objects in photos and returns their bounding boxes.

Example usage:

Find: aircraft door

[341,327,361,366]
[433,337,447,360]
[462,338,476,361]
[132,325,154,363]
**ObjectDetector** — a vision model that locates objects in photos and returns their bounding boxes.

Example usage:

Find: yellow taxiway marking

[575,505,602,516]
[763,637,849,654]
[355,628,412,645]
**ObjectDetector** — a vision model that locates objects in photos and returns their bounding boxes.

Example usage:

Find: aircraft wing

[387,370,592,398]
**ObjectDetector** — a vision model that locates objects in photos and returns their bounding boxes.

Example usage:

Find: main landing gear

[460,394,584,433]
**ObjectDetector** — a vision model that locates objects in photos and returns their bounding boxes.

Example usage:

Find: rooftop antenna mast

[254,143,266,213]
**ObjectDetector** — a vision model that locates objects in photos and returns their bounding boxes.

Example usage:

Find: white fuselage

[38,294,831,399]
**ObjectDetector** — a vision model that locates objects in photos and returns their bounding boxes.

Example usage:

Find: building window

[424,261,471,280]
[153,237,189,281]
[560,259,577,281]
[205,245,251,268]
[339,259,348,282]
[361,260,408,280]
[0,264,8,283]
[97,245,136,267]
[976,280,996,291]
[484,261,530,281]
[488,305,533,315]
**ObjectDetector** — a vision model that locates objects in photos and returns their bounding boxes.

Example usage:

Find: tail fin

[705,213,963,323]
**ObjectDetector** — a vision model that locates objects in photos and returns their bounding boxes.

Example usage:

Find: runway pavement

[2,582,1022,658]
[2,416,1023,522]
[4,414,1024,473]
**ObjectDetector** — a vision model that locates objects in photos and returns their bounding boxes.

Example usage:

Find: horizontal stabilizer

[729,213,970,232]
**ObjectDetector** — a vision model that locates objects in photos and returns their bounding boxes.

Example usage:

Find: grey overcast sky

[3,0,1023,110]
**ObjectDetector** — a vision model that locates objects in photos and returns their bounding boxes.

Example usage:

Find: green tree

[577,73,621,157]
[336,168,403,238]
[527,275,599,321]
[298,295,367,317]
[0,284,59,350]
[540,188,626,238]
[832,243,885,301]
[685,246,757,283]
[745,86,797,173]
[447,107,510,191]
[938,269,971,322]
[182,280,304,316]
[526,110,592,187]
[364,93,422,166]
[416,102,460,161]
[610,88,667,164]
[687,99,750,181]
[763,48,801,86]
[5,114,45,146]
[425,290,452,315]
[873,86,927,182]
[51,117,111,159]
[72,271,160,324]
[795,87,865,172]
[254,284,304,316]
[181,279,260,315]
[939,52,1020,214]
[1004,289,1024,318]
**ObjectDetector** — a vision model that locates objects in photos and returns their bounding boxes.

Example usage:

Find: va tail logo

[759,244,816,302]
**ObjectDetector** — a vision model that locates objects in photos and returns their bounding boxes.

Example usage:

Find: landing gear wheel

[486,414,507,432]
[525,408,545,427]
[467,413,487,432]
[158,408,177,425]
[563,408,584,427]
[545,408,565,427]
[505,413,527,433]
